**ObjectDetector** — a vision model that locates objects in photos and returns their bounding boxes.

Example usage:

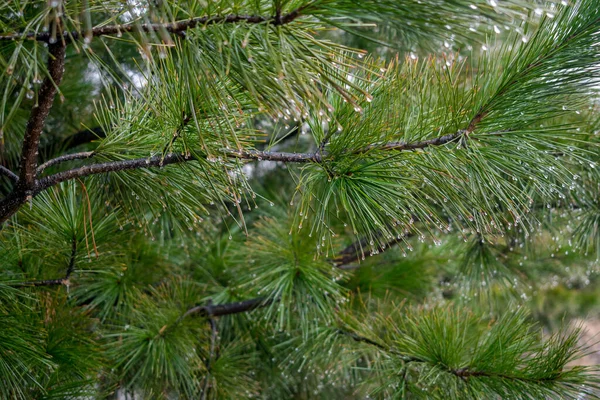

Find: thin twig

[36,151,95,174]
[183,297,271,319]
[200,315,218,400]
[163,112,192,154]
[360,131,464,153]
[10,237,77,287]
[0,165,18,183]
[334,233,410,268]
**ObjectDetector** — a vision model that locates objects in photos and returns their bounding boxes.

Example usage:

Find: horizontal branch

[9,277,70,288]
[338,330,391,352]
[4,129,468,224]
[183,297,271,318]
[36,127,468,191]
[334,232,410,268]
[8,237,77,288]
[0,7,306,42]
[36,152,197,191]
[35,149,319,191]
[363,131,464,153]
[228,149,320,163]
[36,151,95,174]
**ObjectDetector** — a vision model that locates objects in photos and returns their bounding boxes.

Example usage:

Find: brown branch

[338,330,391,352]
[18,40,66,188]
[2,126,468,225]
[0,39,67,225]
[35,149,321,190]
[35,127,468,192]
[0,9,307,43]
[228,149,321,163]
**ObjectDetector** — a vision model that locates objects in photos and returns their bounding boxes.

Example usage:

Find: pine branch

[9,237,77,288]
[0,122,473,225]
[181,232,403,320]
[361,131,465,153]
[333,233,408,268]
[36,151,95,174]
[342,334,569,384]
[34,150,315,191]
[18,40,67,187]
[0,165,18,183]
[337,330,390,352]
[0,8,308,43]
[36,125,471,189]
[182,297,271,319]
[200,315,218,400]
[0,39,67,225]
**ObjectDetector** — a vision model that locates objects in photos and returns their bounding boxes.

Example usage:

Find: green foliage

[340,303,599,399]
[1,0,600,399]
[237,213,347,331]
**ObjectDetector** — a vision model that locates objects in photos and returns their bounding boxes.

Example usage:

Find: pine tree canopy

[2,0,600,398]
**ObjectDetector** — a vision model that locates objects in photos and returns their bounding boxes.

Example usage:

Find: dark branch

[0,8,307,43]
[36,153,198,191]
[333,233,409,268]
[36,149,320,191]
[10,237,77,288]
[0,39,67,225]
[4,127,467,225]
[36,151,95,174]
[338,330,391,352]
[183,297,271,319]
[18,40,67,188]
[200,313,218,400]
[0,165,18,183]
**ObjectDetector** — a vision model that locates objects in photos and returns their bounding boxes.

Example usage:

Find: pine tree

[1,0,600,398]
